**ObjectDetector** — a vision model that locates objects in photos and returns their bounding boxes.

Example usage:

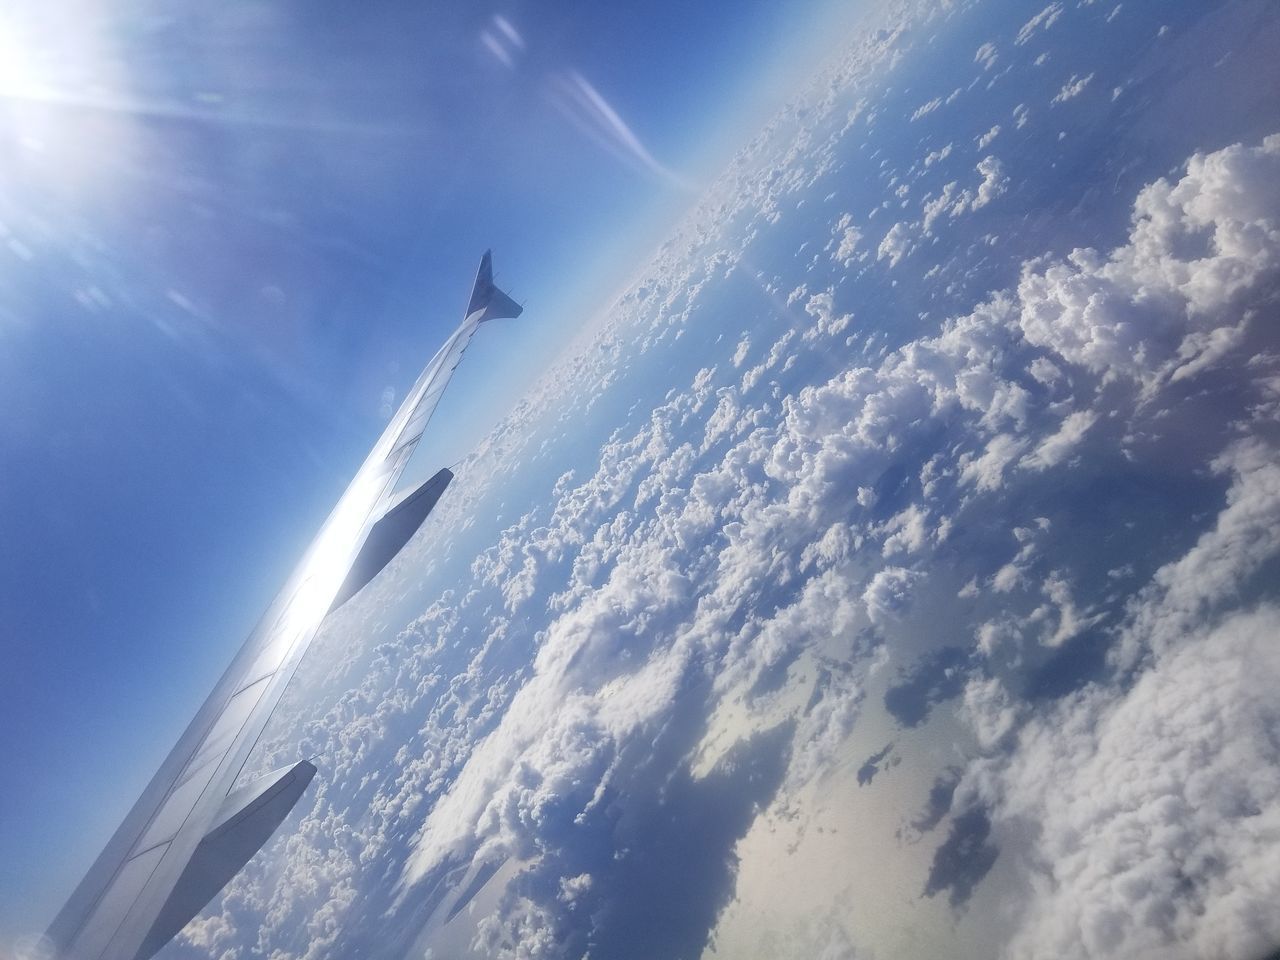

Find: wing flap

[328,468,454,613]
[136,761,316,960]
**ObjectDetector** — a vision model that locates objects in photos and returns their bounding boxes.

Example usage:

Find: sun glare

[0,17,47,103]
[0,10,142,199]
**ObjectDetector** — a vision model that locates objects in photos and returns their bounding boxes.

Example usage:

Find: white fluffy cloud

[981,603,1280,960]
[957,427,1280,960]
[832,212,864,265]
[164,0,1280,949]
[877,220,913,266]
[1050,71,1094,104]
[260,127,1280,959]
[1017,135,1280,388]
[1019,409,1095,470]
[397,128,1280,955]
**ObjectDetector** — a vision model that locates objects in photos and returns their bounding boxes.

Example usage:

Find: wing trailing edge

[45,253,523,960]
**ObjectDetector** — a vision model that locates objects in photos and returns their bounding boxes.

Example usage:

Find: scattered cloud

[924,142,954,167]
[911,97,943,122]
[832,212,864,265]
[161,0,1280,950]
[877,220,913,266]
[1051,72,1095,104]
[1016,3,1065,45]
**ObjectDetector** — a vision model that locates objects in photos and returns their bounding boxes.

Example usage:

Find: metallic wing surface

[46,251,523,960]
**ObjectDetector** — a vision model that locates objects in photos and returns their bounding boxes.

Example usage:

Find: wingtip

[467,249,522,322]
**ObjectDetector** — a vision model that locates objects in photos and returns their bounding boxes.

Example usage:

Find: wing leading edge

[46,252,523,960]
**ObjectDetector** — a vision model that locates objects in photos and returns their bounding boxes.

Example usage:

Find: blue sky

[0,0,868,943]
[8,1,1280,957]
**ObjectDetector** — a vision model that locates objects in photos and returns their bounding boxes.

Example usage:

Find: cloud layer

[166,0,1280,957]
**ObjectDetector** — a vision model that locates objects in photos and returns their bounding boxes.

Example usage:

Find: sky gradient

[0,0,865,944]
[7,1,1280,958]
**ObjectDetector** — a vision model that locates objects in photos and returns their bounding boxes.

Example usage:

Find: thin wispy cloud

[479,14,525,70]
[547,70,694,190]
[492,15,525,51]
[474,13,691,189]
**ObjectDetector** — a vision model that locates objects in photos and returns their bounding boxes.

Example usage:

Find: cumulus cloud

[803,289,853,340]
[924,142,954,167]
[1051,72,1095,104]
[956,411,1280,960]
[364,8,1280,952]
[863,567,919,624]
[953,155,1010,214]
[832,212,864,265]
[877,220,913,266]
[918,157,1011,239]
[922,182,960,235]
[1016,134,1280,388]
[166,0,1280,947]
[988,606,1280,960]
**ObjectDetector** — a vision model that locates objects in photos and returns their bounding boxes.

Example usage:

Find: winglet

[466,250,523,323]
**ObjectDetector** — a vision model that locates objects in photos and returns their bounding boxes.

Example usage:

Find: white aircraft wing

[45,251,523,960]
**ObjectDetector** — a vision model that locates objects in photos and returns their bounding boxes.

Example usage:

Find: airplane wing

[45,251,523,960]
